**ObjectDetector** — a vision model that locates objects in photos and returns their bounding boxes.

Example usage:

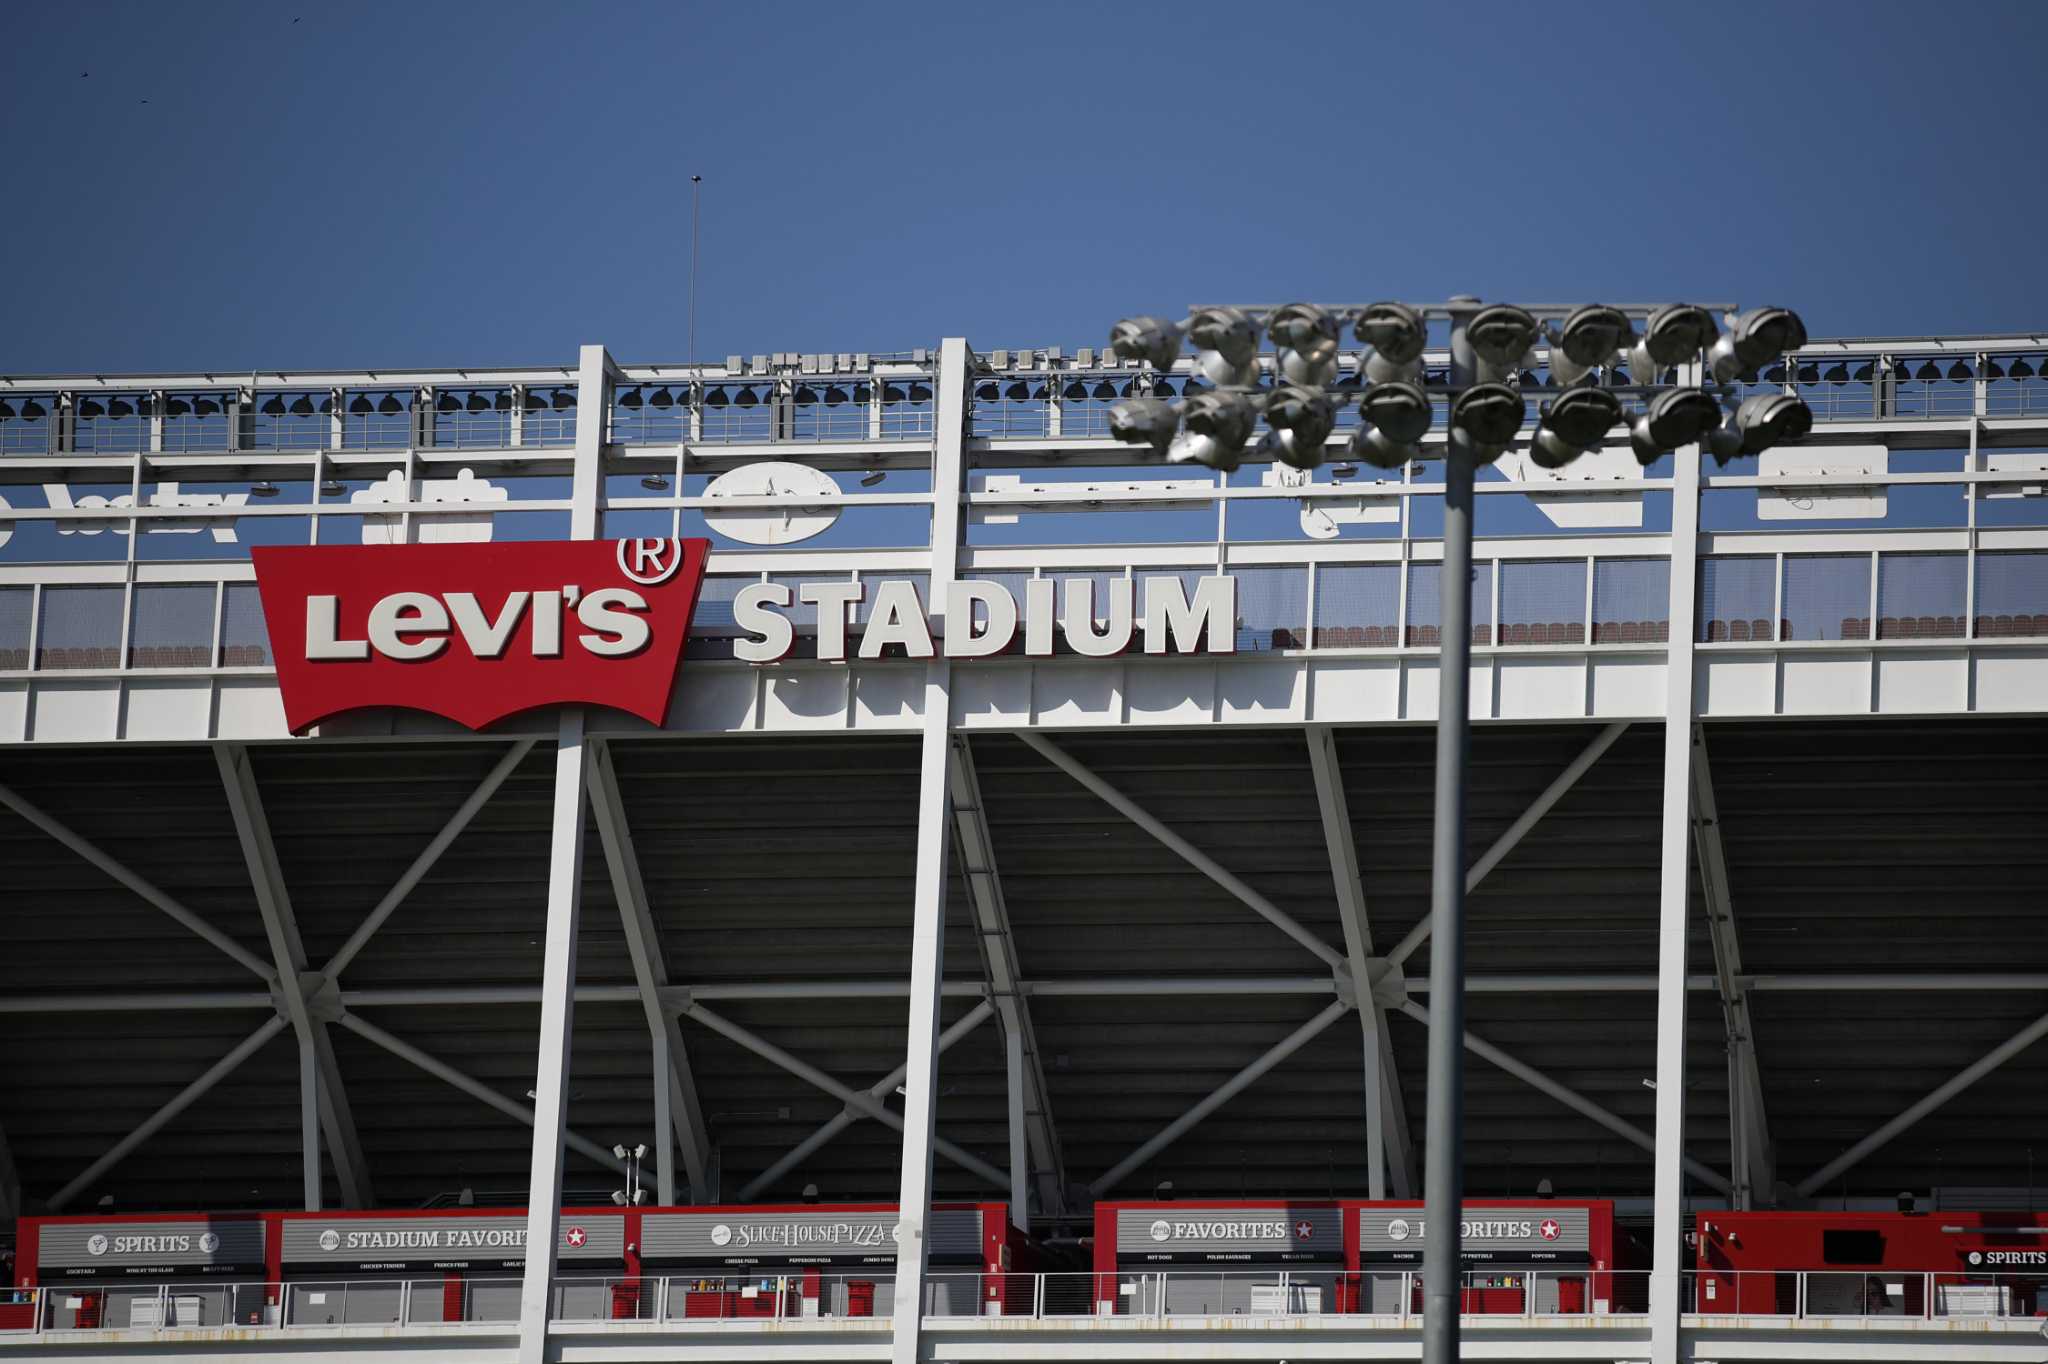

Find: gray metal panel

[641,1208,981,1264]
[1358,1205,1589,1262]
[278,1213,622,1265]
[36,1218,265,1274]
[1115,1206,1341,1263]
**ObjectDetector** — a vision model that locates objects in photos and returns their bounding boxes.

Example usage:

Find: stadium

[2,317,2047,1364]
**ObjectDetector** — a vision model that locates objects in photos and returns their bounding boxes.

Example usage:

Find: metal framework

[4,327,2048,1364]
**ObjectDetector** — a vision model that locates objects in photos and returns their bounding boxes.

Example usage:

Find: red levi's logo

[252,538,709,733]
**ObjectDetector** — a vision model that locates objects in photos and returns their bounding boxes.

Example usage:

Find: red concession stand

[1697,1209,2048,1316]
[1095,1199,1634,1316]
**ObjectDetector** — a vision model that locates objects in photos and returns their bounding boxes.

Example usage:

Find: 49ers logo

[253,539,708,732]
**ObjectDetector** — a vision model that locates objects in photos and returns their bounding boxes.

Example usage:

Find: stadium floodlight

[1530,386,1624,469]
[1107,396,1181,455]
[1546,305,1634,387]
[1349,381,1433,468]
[1708,391,1815,463]
[1707,306,1809,384]
[1628,388,1723,465]
[1169,389,1258,471]
[1185,306,1262,388]
[1257,384,1339,469]
[1447,381,1524,461]
[1626,304,1718,378]
[1462,304,1539,384]
[1355,302,1427,383]
[1268,303,1342,387]
[1109,315,1184,371]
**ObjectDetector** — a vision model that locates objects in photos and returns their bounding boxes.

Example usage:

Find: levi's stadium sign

[251,538,1238,733]
[252,539,710,732]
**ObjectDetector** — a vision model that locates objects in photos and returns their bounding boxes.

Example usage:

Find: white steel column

[516,342,608,1364]
[215,742,372,1210]
[1306,725,1413,1199]
[1651,431,1705,1364]
[516,709,591,1364]
[889,336,968,1364]
[1006,1019,1028,1230]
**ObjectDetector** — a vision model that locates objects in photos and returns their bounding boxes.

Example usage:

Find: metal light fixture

[249,481,281,497]
[1447,382,1524,461]
[640,473,671,491]
[1349,381,1432,468]
[1109,315,1184,371]
[619,387,644,409]
[1355,302,1427,383]
[1547,304,1632,387]
[319,479,345,496]
[1170,389,1258,471]
[521,389,547,413]
[1185,306,1261,388]
[1257,384,1338,469]
[1628,388,1722,465]
[435,391,461,413]
[1530,386,1623,469]
[1707,307,1809,384]
[466,391,492,413]
[650,386,675,408]
[290,394,317,416]
[859,470,886,487]
[168,396,196,416]
[1107,396,1180,455]
[1462,305,1539,385]
[377,393,405,414]
[1709,392,1815,463]
[1268,302,1341,387]
[259,395,287,416]
[79,397,106,418]
[552,390,576,411]
[1625,304,1717,378]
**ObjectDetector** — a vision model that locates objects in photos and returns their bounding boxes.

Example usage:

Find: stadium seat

[1471,624,1490,645]
[1751,619,1772,640]
[1505,623,1530,644]
[1994,615,2015,637]
[1780,618,1793,640]
[1707,620,1729,641]
[1341,626,1367,647]
[1730,619,1751,641]
[1975,615,1995,637]
[1932,616,1958,638]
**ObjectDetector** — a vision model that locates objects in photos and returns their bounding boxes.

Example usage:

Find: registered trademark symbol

[617,537,682,585]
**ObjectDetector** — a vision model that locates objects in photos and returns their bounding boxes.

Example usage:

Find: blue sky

[3,2,2045,375]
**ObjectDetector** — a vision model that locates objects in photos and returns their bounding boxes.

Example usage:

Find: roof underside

[1,717,2044,1224]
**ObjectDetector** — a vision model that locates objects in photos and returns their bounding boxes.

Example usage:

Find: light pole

[1102,298,1809,1364]
[611,1143,650,1206]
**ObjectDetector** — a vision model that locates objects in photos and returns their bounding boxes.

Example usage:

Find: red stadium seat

[1729,619,1751,641]
[1505,623,1531,644]
[1750,619,1771,641]
[1471,624,1490,645]
[1706,619,1728,641]
[1933,616,1959,638]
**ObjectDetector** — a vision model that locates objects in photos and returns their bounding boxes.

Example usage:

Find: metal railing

[1689,1268,2048,1319]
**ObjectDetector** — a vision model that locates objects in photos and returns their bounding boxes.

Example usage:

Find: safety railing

[1688,1268,2048,1319]
[15,1269,2048,1338]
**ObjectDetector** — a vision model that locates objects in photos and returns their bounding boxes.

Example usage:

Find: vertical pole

[1006,1019,1028,1231]
[888,338,968,1364]
[298,1034,321,1211]
[1651,421,1705,1364]
[654,1026,676,1206]
[1421,307,1478,1364]
[516,343,607,1364]
[516,710,590,1363]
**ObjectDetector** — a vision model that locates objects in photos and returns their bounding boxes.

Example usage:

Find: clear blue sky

[4,2,2045,375]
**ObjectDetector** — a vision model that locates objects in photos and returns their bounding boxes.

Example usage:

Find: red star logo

[1295,1221,1314,1240]
[565,1226,587,1248]
[1539,1220,1561,1241]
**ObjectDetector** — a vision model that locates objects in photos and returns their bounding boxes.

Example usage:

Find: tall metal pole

[1421,302,1479,1364]
[687,175,703,371]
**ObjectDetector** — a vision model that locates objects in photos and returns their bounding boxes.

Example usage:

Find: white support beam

[1691,727,1773,1207]
[214,743,373,1210]
[890,335,968,1364]
[736,1000,995,1202]
[948,737,1066,1221]
[0,779,275,980]
[586,737,714,1203]
[47,1016,289,1211]
[1089,1000,1353,1197]
[1018,730,1348,972]
[1796,1005,2048,1199]
[682,999,1008,1191]
[1392,999,1732,1196]
[336,1010,625,1174]
[1651,429,1706,1364]
[1305,725,1414,1200]
[322,738,537,980]
[1383,721,1631,970]
[518,706,595,1364]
